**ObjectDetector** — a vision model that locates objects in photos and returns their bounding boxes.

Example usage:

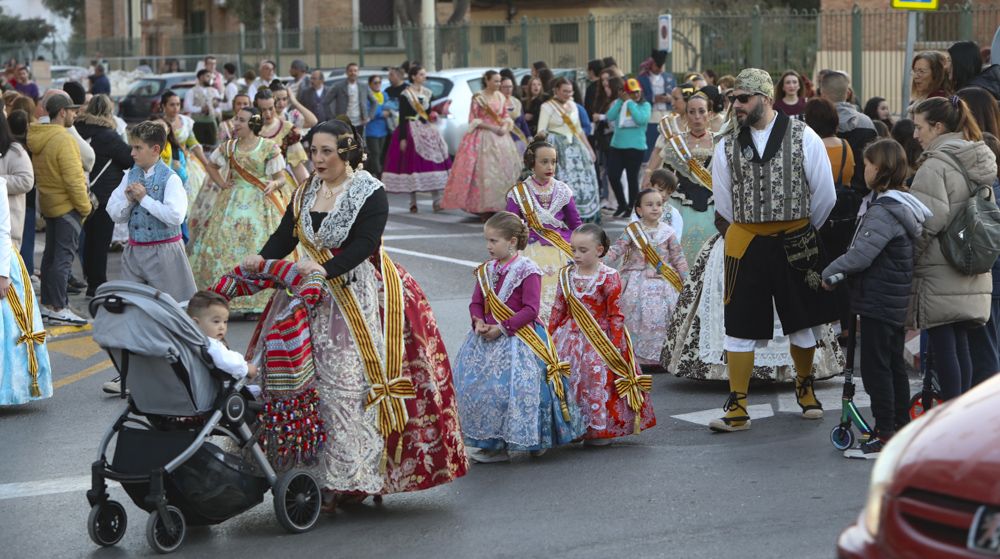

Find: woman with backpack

[909,96,998,400]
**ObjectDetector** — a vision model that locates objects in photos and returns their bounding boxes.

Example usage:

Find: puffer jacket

[74,117,133,205]
[968,64,1000,100]
[0,142,34,249]
[907,132,997,329]
[26,123,91,219]
[822,191,929,327]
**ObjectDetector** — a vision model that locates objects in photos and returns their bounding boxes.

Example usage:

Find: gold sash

[404,88,432,122]
[547,99,582,140]
[558,266,651,434]
[475,93,528,145]
[226,140,289,215]
[624,222,684,292]
[510,182,574,259]
[475,263,572,421]
[5,248,45,397]
[292,185,413,464]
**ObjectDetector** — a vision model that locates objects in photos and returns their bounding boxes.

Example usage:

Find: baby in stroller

[84,281,322,554]
[185,290,261,398]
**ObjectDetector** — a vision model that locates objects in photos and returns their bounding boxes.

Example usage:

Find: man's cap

[734,68,774,99]
[45,94,79,114]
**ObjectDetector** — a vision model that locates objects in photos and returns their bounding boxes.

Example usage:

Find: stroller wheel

[274,470,322,533]
[87,500,127,547]
[146,505,186,554]
[830,425,856,451]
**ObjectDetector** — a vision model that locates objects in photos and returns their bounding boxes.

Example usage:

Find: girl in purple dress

[505,141,582,324]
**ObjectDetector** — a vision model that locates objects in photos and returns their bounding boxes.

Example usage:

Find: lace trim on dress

[570,264,614,298]
[300,170,382,249]
[509,179,573,230]
[495,257,542,304]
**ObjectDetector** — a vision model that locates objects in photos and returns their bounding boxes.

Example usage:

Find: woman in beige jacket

[910,96,997,400]
[0,109,34,251]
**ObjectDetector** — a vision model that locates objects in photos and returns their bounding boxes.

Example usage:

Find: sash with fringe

[475,93,528,145]
[475,263,572,421]
[624,222,684,292]
[547,99,582,141]
[558,266,651,434]
[5,249,45,397]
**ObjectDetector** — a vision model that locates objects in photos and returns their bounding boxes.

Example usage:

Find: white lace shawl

[495,256,542,304]
[570,263,616,298]
[299,170,382,250]
[507,179,574,230]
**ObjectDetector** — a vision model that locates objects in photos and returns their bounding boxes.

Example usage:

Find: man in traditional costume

[708,68,838,432]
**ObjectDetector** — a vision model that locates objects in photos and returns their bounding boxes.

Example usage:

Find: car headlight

[862,417,926,536]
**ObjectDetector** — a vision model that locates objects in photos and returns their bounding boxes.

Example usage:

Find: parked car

[45,65,89,94]
[838,374,1000,558]
[118,72,196,123]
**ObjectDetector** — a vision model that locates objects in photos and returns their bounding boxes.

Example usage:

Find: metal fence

[4,4,998,112]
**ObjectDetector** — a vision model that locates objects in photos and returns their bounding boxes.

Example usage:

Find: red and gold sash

[292,184,412,465]
[226,139,288,215]
[475,263,572,421]
[547,99,582,140]
[475,93,528,145]
[624,222,684,292]
[5,249,45,397]
[558,266,650,434]
[404,88,433,122]
[510,182,573,259]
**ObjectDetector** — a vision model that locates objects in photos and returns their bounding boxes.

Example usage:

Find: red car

[838,374,1000,558]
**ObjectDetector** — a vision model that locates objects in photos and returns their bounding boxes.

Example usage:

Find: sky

[1,0,72,39]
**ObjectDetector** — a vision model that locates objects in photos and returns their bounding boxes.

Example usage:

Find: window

[481,26,506,45]
[549,23,578,44]
[280,0,302,50]
[360,0,396,48]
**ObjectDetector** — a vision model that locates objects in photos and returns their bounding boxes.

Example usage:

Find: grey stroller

[84,281,322,554]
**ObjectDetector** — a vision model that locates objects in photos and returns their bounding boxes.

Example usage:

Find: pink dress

[548,264,656,440]
[605,222,688,365]
[441,92,523,213]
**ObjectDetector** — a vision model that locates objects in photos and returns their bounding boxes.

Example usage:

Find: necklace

[320,177,346,199]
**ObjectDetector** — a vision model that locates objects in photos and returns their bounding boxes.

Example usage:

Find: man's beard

[736,102,765,127]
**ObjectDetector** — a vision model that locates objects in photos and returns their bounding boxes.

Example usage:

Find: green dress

[188,137,289,313]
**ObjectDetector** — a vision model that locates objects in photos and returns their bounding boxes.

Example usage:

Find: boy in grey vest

[105,121,197,304]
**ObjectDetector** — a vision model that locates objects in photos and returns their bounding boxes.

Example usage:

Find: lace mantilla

[569,264,615,298]
[299,170,382,249]
[509,179,573,230]
[494,256,542,304]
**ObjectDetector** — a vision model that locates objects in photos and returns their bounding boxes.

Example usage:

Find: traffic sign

[892,0,939,10]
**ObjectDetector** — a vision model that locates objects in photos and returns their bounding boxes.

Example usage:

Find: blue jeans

[644,123,659,163]
[927,323,973,400]
[19,206,35,274]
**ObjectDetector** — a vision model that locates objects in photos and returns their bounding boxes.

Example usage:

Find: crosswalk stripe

[0,475,93,500]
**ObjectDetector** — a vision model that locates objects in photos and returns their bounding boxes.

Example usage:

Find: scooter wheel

[146,505,186,554]
[87,500,127,547]
[831,425,855,451]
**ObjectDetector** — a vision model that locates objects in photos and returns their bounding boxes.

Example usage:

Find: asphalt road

[0,193,898,558]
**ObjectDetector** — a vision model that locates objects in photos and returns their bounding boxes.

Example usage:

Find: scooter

[824,273,873,451]
[909,333,942,419]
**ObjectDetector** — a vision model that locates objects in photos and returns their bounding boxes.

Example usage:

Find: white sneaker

[40,305,53,318]
[45,307,88,325]
[469,449,510,464]
[102,376,123,395]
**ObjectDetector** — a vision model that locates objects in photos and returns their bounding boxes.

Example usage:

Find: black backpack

[933,151,1000,276]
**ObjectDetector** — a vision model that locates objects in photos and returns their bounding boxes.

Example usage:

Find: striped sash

[625,222,684,292]
[475,263,572,421]
[4,248,45,397]
[558,266,650,434]
[510,182,574,258]
[293,187,412,464]
[475,93,528,145]
[226,139,290,215]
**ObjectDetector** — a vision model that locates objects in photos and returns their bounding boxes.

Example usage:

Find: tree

[42,0,85,38]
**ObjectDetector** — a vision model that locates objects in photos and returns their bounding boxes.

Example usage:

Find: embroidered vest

[724,117,810,224]
[127,160,182,243]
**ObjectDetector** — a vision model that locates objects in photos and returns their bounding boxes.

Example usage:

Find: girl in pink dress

[441,70,523,216]
[549,224,656,445]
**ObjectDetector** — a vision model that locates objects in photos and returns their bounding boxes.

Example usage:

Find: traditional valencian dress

[383,87,452,195]
[441,92,523,214]
[0,180,51,406]
[536,99,601,222]
[660,232,844,381]
[605,221,688,366]
[247,171,467,495]
[188,137,291,313]
[549,264,656,440]
[454,255,584,451]
[505,178,581,325]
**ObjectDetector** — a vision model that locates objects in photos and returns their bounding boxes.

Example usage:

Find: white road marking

[383,233,483,241]
[671,403,775,426]
[383,246,479,268]
[0,475,93,500]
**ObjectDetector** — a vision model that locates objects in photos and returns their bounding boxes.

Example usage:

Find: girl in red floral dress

[548,224,656,445]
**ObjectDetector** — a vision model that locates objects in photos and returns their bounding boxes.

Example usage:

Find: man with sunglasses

[708,68,838,433]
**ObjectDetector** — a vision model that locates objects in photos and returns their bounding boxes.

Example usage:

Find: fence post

[359,26,366,67]
[275,24,282,77]
[521,17,529,68]
[959,0,973,41]
[238,24,245,72]
[851,4,863,103]
[314,27,321,69]
[461,23,470,68]
[588,14,596,62]
[751,5,762,68]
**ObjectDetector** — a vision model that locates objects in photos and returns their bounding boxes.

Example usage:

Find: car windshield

[425,78,451,101]
[128,79,165,97]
